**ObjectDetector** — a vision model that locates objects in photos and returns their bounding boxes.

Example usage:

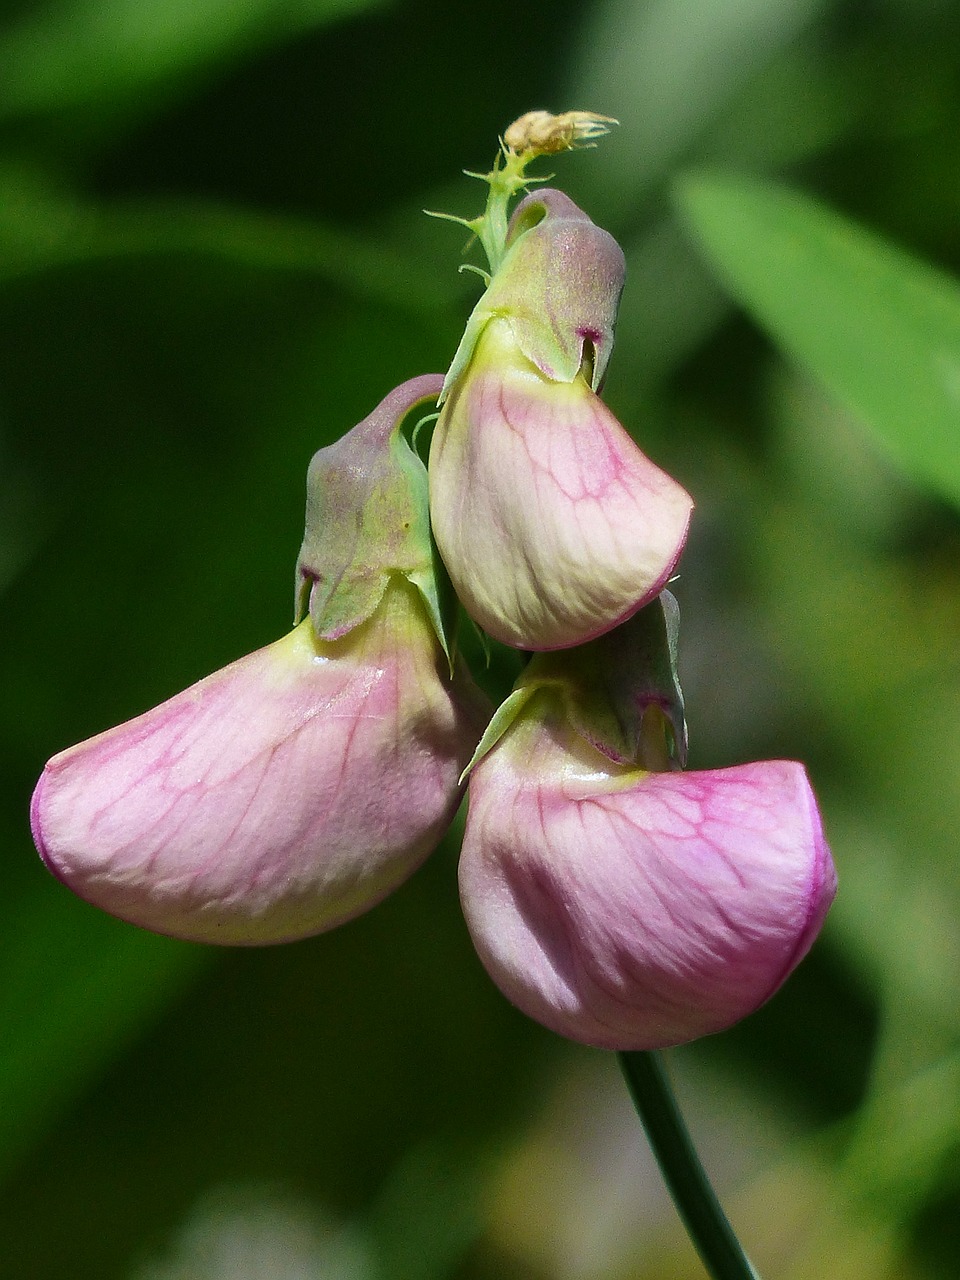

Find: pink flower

[429,190,692,651]
[32,377,488,945]
[457,601,836,1049]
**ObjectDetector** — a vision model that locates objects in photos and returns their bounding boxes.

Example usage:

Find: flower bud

[430,191,692,651]
[444,189,627,393]
[502,110,618,159]
[458,601,836,1049]
[32,378,487,944]
[297,373,449,649]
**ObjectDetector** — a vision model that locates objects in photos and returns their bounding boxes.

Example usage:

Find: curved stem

[618,1051,761,1280]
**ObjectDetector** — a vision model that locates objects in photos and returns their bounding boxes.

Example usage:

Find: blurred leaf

[675,174,960,510]
[698,40,866,171]
[739,469,960,1070]
[0,885,209,1185]
[0,0,388,120]
[0,172,452,318]
[568,0,829,221]
[765,362,922,548]
[837,1051,960,1231]
[367,1139,488,1280]
[610,217,728,395]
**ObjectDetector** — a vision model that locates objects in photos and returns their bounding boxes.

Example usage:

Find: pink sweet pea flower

[32,377,488,945]
[457,598,836,1049]
[429,189,693,651]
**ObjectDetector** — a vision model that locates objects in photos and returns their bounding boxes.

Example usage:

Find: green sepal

[407,539,458,675]
[439,304,496,404]
[461,594,687,779]
[458,683,541,783]
[522,593,688,768]
[470,616,492,669]
[458,262,491,286]
[296,375,452,654]
[422,208,482,234]
[439,187,624,403]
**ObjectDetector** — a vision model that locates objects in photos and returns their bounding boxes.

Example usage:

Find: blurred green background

[3,0,960,1275]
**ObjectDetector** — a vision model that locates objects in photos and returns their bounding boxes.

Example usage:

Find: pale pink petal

[33,583,485,945]
[459,715,835,1049]
[430,319,693,651]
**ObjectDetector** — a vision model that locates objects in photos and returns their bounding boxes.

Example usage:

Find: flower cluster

[31,113,835,1050]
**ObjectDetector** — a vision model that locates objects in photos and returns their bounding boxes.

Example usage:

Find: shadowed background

[2,0,959,1275]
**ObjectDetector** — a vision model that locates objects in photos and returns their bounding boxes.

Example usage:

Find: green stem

[474,150,533,274]
[618,1051,761,1280]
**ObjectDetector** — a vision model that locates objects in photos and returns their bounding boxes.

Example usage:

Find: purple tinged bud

[32,378,488,944]
[501,188,621,386]
[299,373,445,640]
[430,191,692,652]
[298,373,446,649]
[457,605,836,1049]
[442,189,626,395]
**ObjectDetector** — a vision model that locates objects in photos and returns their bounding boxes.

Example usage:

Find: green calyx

[460,594,688,781]
[295,375,455,667]
[529,592,688,769]
[439,187,625,402]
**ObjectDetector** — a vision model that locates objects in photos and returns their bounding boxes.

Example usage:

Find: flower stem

[618,1051,761,1280]
[473,150,531,274]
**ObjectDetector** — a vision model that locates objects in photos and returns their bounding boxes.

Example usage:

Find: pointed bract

[33,581,486,945]
[459,702,836,1049]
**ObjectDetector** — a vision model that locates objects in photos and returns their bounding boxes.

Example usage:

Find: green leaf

[675,173,960,509]
[0,0,388,119]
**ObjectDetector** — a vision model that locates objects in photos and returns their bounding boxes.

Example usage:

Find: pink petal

[430,320,692,651]
[33,583,485,945]
[459,715,836,1049]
